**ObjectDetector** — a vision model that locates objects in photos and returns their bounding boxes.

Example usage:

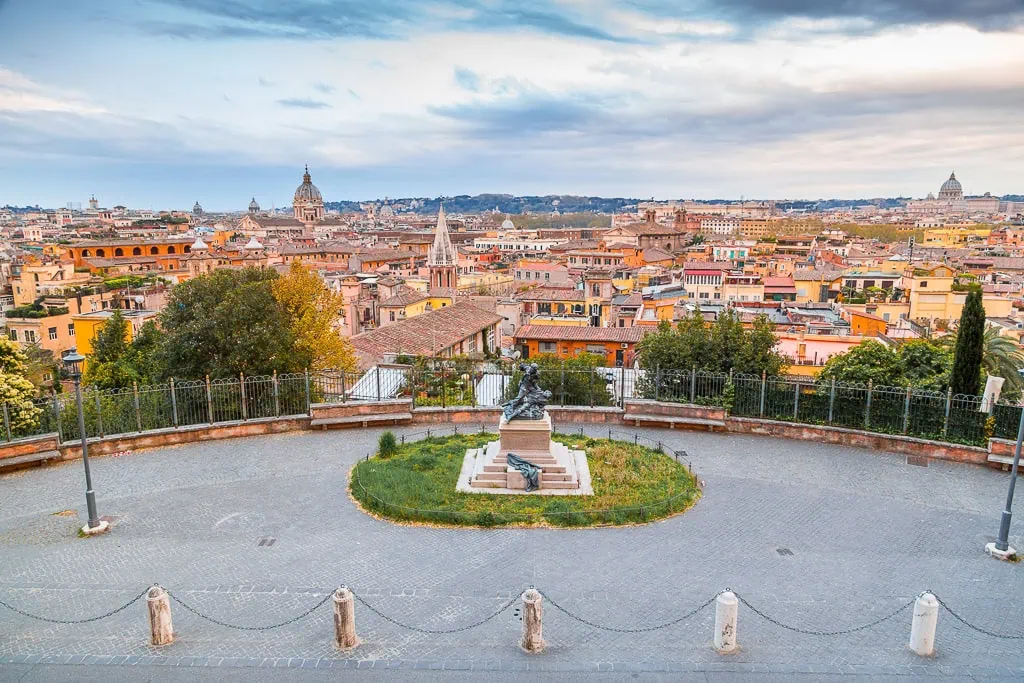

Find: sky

[1,0,1023,210]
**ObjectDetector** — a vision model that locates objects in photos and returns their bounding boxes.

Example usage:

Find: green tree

[156,268,304,379]
[734,314,788,377]
[0,337,43,435]
[818,340,902,386]
[897,339,952,390]
[981,325,1024,394]
[950,289,985,395]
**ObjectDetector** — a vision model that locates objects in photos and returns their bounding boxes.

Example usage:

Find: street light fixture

[61,350,107,536]
[987,368,1024,560]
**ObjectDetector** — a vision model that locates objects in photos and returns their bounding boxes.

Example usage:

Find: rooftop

[514,324,649,343]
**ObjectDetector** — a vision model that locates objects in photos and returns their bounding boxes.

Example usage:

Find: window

[586,344,606,354]
[68,324,75,336]
[713,293,721,299]
[544,272,550,281]
[389,311,395,321]
[699,292,709,299]
[468,337,477,353]
[540,341,557,353]
[920,281,928,288]
[24,330,36,343]
[7,329,16,341]
[591,284,600,296]
[48,327,57,341]
[883,313,890,321]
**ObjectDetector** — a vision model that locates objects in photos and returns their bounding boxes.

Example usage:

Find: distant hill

[324,195,639,215]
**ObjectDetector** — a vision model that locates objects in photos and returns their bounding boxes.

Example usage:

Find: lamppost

[987,368,1024,560]
[62,351,108,536]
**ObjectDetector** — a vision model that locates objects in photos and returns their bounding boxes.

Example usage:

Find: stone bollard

[147,585,174,646]
[714,591,738,654]
[909,592,938,657]
[333,587,359,650]
[520,589,545,654]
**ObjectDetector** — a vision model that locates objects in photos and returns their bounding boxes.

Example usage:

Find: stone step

[541,473,575,482]
[474,471,507,481]
[470,479,506,488]
[540,480,580,489]
[482,464,567,474]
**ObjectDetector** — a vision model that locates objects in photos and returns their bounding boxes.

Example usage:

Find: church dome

[191,235,209,250]
[249,197,260,212]
[938,171,963,200]
[294,165,323,204]
[501,216,515,231]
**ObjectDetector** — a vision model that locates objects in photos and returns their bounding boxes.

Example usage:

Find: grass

[349,432,701,528]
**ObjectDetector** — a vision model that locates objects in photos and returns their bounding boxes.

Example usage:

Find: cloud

[146,0,634,42]
[258,77,274,87]
[348,88,361,100]
[453,66,480,92]
[277,98,332,109]
[312,82,336,94]
[703,0,1024,31]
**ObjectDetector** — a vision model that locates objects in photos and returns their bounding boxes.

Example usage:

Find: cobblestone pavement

[0,424,1022,679]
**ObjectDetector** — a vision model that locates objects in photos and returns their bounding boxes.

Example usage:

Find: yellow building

[12,262,93,306]
[921,227,991,248]
[457,271,514,293]
[378,287,454,326]
[905,265,1014,322]
[71,309,159,357]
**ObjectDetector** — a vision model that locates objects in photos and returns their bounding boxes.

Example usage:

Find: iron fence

[0,363,1018,449]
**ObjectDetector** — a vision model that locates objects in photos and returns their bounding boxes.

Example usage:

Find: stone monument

[457,364,592,495]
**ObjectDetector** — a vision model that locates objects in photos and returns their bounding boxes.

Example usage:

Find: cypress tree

[950,289,985,396]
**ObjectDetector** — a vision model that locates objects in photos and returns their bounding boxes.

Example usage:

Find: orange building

[513,324,649,367]
[62,238,197,269]
[845,309,888,337]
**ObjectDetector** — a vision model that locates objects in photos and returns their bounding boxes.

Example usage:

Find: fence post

[714,590,738,654]
[93,392,104,438]
[304,368,312,415]
[133,381,142,432]
[759,371,766,417]
[2,403,10,442]
[375,366,382,402]
[170,378,179,428]
[53,392,62,443]
[340,369,347,403]
[272,370,280,417]
[654,365,661,401]
[690,365,697,403]
[828,379,836,424]
[147,586,173,646]
[520,589,545,654]
[240,373,248,421]
[205,375,213,424]
[333,587,359,650]
[942,387,952,437]
[909,592,938,657]
[560,362,566,406]
[793,381,800,420]
[588,368,594,407]
[903,386,911,434]
[441,364,447,409]
[619,365,625,407]
[865,379,873,430]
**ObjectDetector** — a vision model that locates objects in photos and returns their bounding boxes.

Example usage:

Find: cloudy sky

[1,0,1022,210]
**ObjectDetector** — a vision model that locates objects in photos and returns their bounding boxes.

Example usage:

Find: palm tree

[982,325,1024,392]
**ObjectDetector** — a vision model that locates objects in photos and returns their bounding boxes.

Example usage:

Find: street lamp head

[62,350,85,379]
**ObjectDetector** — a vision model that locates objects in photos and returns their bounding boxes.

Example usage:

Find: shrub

[378,430,398,458]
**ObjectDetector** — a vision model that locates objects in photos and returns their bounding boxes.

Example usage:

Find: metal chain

[540,590,719,633]
[352,589,524,634]
[0,588,149,625]
[735,593,916,636]
[166,588,332,631]
[932,593,1024,640]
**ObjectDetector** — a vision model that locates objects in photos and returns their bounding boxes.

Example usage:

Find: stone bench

[623,399,727,431]
[310,413,413,429]
[0,434,63,473]
[309,399,413,430]
[987,438,1024,470]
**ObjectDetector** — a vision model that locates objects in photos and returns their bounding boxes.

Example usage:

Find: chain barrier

[351,589,524,634]
[540,590,720,634]
[932,593,1024,640]
[166,588,333,631]
[734,592,916,636]
[0,588,149,624]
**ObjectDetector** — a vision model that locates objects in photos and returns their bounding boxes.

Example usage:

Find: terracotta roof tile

[514,324,649,343]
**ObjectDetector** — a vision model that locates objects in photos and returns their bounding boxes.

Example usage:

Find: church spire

[428,204,456,267]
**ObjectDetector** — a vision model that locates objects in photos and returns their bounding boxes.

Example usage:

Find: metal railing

[0,363,1016,449]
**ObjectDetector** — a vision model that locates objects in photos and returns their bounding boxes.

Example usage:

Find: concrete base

[985,542,1019,561]
[80,520,110,536]
[457,446,594,496]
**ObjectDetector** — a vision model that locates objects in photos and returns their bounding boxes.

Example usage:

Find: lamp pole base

[80,520,110,537]
[985,542,1019,562]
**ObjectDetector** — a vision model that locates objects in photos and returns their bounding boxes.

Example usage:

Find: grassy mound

[349,432,700,528]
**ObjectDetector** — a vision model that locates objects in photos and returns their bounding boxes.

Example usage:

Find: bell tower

[428,205,457,291]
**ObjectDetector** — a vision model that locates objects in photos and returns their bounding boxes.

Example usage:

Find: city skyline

[1,0,1023,208]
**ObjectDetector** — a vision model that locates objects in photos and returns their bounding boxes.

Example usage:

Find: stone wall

[0,403,998,472]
